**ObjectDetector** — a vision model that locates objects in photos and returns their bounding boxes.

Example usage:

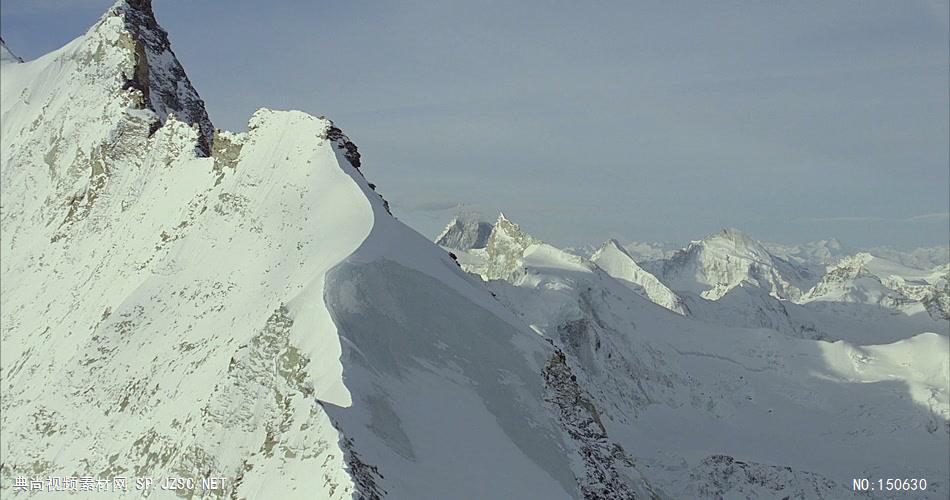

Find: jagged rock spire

[102,0,214,154]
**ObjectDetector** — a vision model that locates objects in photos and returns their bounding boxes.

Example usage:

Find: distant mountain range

[1,2,947,498]
[436,212,949,498]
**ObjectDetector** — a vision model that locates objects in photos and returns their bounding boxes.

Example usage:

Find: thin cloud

[797,212,949,223]
[908,212,950,222]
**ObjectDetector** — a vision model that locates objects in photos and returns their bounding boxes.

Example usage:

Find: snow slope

[591,239,688,315]
[315,158,659,499]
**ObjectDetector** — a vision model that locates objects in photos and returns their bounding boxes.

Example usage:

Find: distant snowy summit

[645,227,816,301]
[590,239,688,315]
[437,216,948,342]
[435,212,493,250]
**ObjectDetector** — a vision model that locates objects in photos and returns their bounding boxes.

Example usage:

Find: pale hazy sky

[3,0,948,248]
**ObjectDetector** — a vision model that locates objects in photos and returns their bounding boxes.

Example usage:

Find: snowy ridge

[0,37,23,64]
[591,239,688,315]
[308,145,665,496]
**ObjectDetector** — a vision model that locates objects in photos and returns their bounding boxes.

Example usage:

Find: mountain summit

[591,239,688,315]
[653,228,814,300]
[108,0,214,152]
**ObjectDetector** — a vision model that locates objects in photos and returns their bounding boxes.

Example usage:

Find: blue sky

[3,0,948,248]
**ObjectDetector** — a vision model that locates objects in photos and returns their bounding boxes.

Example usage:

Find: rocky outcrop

[325,122,362,170]
[483,213,540,281]
[112,0,214,154]
[687,455,845,499]
[544,347,659,499]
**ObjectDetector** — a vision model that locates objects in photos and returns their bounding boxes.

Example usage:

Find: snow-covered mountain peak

[593,239,636,263]
[655,228,812,300]
[435,212,493,250]
[0,37,23,64]
[103,0,214,153]
[591,239,688,314]
[831,252,874,274]
[482,213,544,280]
[490,212,544,248]
[4,2,947,497]
[601,238,627,253]
[716,226,756,242]
[1,0,220,250]
[701,227,772,258]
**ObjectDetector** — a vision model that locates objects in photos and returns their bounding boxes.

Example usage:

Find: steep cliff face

[111,0,214,153]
